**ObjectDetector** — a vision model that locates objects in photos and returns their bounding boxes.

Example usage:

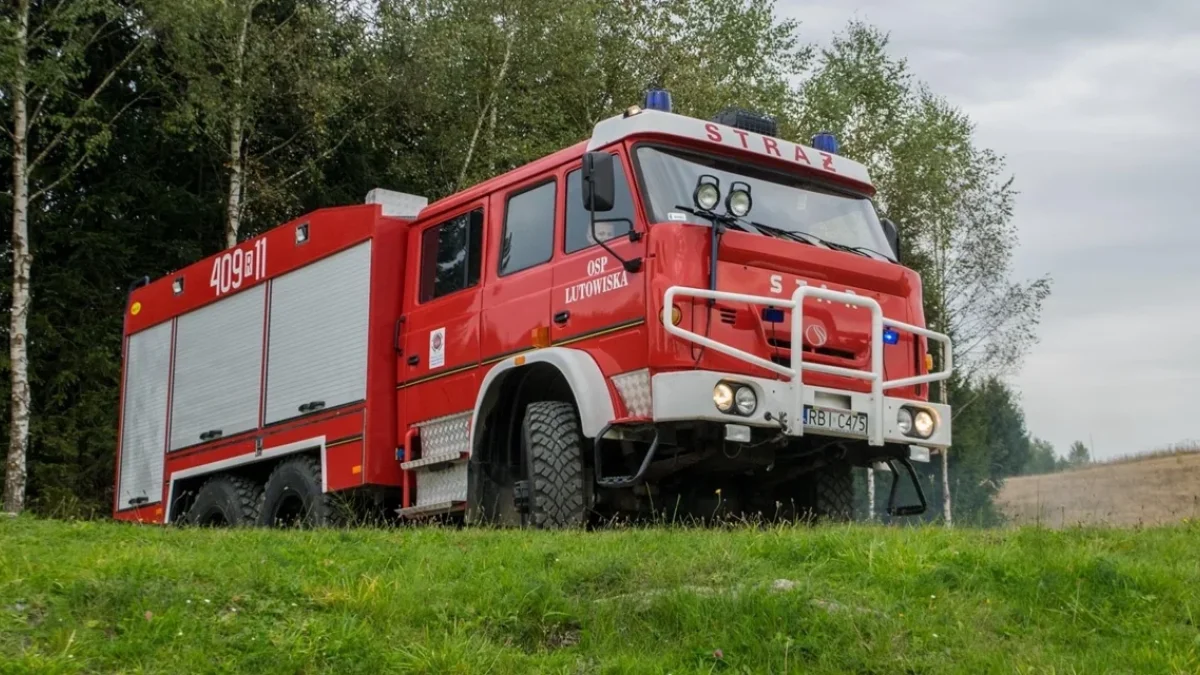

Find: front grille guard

[661,285,953,446]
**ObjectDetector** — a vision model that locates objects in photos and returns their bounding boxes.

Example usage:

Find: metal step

[397,500,465,519]
[399,451,468,471]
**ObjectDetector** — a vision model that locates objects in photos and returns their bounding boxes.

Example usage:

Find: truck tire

[257,455,339,528]
[811,463,854,522]
[521,401,587,529]
[180,474,262,527]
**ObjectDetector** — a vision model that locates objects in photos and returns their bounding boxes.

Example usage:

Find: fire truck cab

[113,90,951,528]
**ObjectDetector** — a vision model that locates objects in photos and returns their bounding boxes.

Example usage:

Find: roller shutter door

[264,241,372,425]
[169,285,266,450]
[117,321,172,508]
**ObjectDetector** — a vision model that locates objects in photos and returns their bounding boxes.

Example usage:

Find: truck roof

[420,109,876,222]
[587,109,874,190]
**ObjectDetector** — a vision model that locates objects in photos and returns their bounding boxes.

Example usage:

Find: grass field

[3,517,1200,674]
[997,450,1200,528]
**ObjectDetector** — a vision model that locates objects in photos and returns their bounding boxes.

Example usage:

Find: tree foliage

[1068,441,1092,467]
[1023,437,1062,475]
[797,23,1051,382]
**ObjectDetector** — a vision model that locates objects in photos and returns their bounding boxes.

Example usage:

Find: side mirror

[581,152,615,212]
[881,218,901,262]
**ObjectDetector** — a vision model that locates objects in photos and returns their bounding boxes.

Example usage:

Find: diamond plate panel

[416,412,471,458]
[415,464,468,506]
[611,368,652,418]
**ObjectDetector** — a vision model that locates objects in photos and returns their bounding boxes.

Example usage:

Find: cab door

[400,204,486,426]
[480,176,558,364]
[550,152,646,349]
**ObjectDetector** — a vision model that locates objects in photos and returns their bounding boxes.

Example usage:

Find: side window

[499,181,556,276]
[565,157,635,253]
[419,208,484,303]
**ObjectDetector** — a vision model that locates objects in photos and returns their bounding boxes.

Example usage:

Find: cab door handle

[554,311,570,325]
[407,355,419,366]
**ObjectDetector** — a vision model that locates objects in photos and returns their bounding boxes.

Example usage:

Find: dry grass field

[997,450,1200,528]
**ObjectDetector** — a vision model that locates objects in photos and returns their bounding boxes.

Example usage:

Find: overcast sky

[779,0,1200,459]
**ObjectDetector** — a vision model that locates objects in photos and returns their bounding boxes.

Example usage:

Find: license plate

[803,406,867,435]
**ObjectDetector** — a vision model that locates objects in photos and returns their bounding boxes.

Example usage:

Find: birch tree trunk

[4,0,32,515]
[939,379,952,527]
[866,467,875,521]
[224,5,253,249]
[456,25,515,190]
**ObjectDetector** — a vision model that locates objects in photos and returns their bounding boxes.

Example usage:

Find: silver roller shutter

[118,321,173,508]
[170,284,266,450]
[265,241,371,425]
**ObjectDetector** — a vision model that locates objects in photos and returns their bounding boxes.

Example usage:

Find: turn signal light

[671,304,682,325]
[925,354,934,371]
[531,326,550,349]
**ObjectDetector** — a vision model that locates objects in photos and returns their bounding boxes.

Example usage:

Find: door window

[419,208,484,303]
[500,181,556,275]
[564,158,636,253]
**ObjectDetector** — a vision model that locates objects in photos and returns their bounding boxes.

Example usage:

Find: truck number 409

[210,238,267,297]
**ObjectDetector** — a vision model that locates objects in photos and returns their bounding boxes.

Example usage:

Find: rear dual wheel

[258,456,340,528]
[180,475,263,527]
[180,455,338,528]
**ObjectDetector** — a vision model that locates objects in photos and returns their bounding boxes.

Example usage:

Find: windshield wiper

[748,219,895,261]
[673,205,756,234]
[746,220,824,248]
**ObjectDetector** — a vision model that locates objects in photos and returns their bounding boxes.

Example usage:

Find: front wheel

[520,401,588,529]
[810,462,854,522]
[769,462,856,523]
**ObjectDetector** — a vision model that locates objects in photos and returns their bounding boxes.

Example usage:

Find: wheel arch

[165,436,327,523]
[470,348,616,452]
[465,348,615,522]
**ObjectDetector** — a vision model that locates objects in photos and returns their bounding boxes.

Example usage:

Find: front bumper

[654,284,954,450]
[651,369,951,449]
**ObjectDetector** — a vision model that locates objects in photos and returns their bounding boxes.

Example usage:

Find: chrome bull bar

[661,285,953,446]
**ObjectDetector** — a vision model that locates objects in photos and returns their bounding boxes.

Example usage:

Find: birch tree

[147,0,367,246]
[799,22,1051,525]
[1,0,142,514]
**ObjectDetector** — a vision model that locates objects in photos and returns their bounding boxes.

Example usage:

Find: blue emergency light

[645,88,672,112]
[761,307,785,323]
[883,327,900,345]
[812,131,839,154]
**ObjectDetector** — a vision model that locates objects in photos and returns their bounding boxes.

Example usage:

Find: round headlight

[734,386,757,415]
[897,407,913,435]
[694,183,720,211]
[713,383,735,412]
[727,189,752,217]
[913,410,936,438]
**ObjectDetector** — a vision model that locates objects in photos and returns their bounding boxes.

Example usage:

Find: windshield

[634,145,893,258]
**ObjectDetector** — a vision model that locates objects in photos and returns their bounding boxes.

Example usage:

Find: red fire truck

[113,90,951,528]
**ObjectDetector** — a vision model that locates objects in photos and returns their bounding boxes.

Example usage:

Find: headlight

[713,383,734,412]
[694,182,720,211]
[734,386,757,415]
[720,180,748,216]
[913,410,936,438]
[897,407,913,435]
[726,187,752,217]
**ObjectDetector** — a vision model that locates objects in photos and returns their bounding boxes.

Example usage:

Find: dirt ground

[997,452,1200,528]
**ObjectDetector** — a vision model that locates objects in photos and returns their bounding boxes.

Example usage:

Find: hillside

[997,451,1200,528]
[3,518,1200,673]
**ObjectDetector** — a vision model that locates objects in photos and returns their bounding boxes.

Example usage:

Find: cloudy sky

[779,0,1200,459]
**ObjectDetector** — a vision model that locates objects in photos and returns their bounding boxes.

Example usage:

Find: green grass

[2,517,1199,674]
